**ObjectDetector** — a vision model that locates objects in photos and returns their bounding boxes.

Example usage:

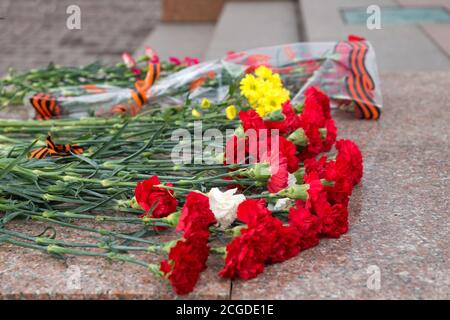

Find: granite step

[204,0,300,60]
[298,0,450,71]
[134,22,215,60]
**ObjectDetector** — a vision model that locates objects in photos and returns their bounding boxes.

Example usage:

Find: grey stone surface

[205,1,300,59]
[134,23,215,60]
[0,220,231,299]
[298,0,450,72]
[0,0,161,75]
[0,72,448,299]
[231,71,450,299]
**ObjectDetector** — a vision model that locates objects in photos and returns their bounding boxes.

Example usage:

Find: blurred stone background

[0,0,161,74]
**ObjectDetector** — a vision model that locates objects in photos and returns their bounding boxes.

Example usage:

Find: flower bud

[100,179,114,187]
[293,102,304,113]
[292,167,305,184]
[47,245,66,254]
[243,162,271,181]
[263,108,285,121]
[287,128,308,146]
[62,175,79,182]
[276,184,309,200]
[319,128,327,140]
[225,105,237,120]
[234,125,245,138]
[163,211,180,228]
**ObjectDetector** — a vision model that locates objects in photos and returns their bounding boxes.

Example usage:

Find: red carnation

[278,136,299,173]
[236,199,271,227]
[220,200,307,278]
[176,192,216,237]
[304,173,332,218]
[267,224,302,263]
[304,173,350,238]
[320,204,349,238]
[296,87,334,160]
[335,139,363,186]
[304,86,331,122]
[264,100,301,135]
[304,156,330,178]
[219,224,274,279]
[304,155,351,206]
[219,201,280,279]
[134,176,178,218]
[265,151,289,193]
[288,202,321,249]
[160,230,210,295]
[239,109,266,132]
[323,118,337,151]
[297,125,323,161]
[320,139,363,205]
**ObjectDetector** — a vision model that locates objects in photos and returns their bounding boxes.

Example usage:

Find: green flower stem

[19,214,164,245]
[46,245,156,270]
[0,228,170,253]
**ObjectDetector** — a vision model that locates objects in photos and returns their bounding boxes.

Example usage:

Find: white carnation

[208,188,246,229]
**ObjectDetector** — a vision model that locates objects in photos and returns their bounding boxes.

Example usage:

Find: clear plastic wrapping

[25,39,382,120]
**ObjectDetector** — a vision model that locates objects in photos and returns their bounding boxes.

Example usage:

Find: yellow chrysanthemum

[225,105,237,120]
[254,65,273,80]
[240,74,259,99]
[268,73,283,88]
[239,66,291,117]
[201,98,211,109]
[191,108,201,118]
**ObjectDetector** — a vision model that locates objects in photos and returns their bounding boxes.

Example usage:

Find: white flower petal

[208,187,246,229]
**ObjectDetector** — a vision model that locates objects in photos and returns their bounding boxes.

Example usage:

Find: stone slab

[298,0,450,71]
[421,23,450,58]
[134,23,215,60]
[0,220,231,299]
[1,73,448,300]
[205,1,300,59]
[395,0,450,10]
[0,0,161,75]
[231,71,450,299]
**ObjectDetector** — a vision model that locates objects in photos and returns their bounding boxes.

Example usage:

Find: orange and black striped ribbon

[342,41,380,120]
[29,134,83,159]
[30,93,61,120]
[130,62,161,109]
[113,63,161,116]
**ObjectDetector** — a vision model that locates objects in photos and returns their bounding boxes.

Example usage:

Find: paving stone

[231,71,450,299]
[205,1,300,59]
[299,0,450,71]
[0,0,161,75]
[421,23,450,57]
[0,220,231,299]
[395,0,450,10]
[134,23,215,60]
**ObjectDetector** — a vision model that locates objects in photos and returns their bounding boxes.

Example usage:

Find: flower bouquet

[0,59,366,295]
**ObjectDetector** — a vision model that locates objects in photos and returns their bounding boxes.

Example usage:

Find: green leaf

[0,139,37,180]
[71,152,99,169]
[91,122,129,159]
[118,124,165,163]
